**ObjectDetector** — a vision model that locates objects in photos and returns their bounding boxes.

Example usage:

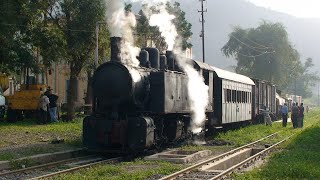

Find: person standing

[281,103,289,127]
[262,106,272,126]
[299,103,305,128]
[306,105,309,113]
[291,103,299,128]
[47,88,59,123]
[38,93,50,124]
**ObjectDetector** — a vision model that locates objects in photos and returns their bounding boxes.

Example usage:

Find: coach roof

[210,66,255,85]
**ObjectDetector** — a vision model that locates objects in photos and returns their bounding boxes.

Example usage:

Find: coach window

[242,91,245,103]
[245,92,248,103]
[232,90,236,103]
[227,89,231,102]
[237,91,241,103]
[243,91,247,103]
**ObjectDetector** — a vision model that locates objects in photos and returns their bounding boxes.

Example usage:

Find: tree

[222,21,301,90]
[42,0,107,120]
[0,0,47,75]
[136,2,192,52]
[291,58,319,98]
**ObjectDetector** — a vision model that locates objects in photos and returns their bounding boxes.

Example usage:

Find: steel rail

[0,155,96,176]
[28,156,122,180]
[160,132,279,180]
[210,134,293,180]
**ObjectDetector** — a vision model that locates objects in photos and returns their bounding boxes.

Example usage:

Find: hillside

[178,0,320,70]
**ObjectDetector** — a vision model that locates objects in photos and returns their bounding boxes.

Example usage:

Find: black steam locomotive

[83,37,278,152]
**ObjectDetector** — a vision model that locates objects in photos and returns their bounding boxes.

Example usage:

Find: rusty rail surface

[160,132,280,180]
[29,156,122,180]
[0,155,96,177]
[210,135,293,180]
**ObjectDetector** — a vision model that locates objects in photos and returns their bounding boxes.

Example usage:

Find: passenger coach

[212,67,254,126]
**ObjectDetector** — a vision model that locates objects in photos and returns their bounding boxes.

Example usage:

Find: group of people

[281,102,305,128]
[38,87,59,124]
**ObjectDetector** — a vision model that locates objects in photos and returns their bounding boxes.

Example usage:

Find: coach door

[232,89,238,123]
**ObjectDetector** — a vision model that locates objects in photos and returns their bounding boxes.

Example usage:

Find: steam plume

[110,0,209,133]
[131,0,209,133]
[105,0,140,67]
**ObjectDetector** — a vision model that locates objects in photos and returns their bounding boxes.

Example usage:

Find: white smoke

[132,0,178,50]
[185,66,209,133]
[174,47,209,134]
[111,0,209,133]
[149,12,177,50]
[105,0,140,67]
[130,0,209,133]
[128,68,142,82]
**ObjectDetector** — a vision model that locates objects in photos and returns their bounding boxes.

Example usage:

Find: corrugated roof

[210,66,255,85]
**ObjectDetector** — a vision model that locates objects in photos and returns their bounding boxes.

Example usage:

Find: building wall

[47,63,88,108]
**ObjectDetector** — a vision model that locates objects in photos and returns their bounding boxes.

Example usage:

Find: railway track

[160,132,293,180]
[0,155,122,180]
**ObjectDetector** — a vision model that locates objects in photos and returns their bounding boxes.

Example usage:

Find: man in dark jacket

[299,103,305,128]
[46,87,59,122]
[291,103,299,128]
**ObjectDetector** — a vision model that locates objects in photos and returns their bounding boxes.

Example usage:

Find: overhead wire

[243,36,271,49]
[237,50,274,58]
[224,44,275,58]
[229,34,273,53]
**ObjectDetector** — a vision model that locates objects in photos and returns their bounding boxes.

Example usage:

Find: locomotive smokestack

[111,37,122,62]
[166,51,175,71]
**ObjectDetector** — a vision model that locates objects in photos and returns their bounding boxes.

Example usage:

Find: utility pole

[95,21,107,70]
[198,0,207,63]
[294,78,297,103]
[95,22,100,70]
[318,81,320,106]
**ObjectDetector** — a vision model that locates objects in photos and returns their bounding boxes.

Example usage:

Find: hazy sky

[247,0,320,18]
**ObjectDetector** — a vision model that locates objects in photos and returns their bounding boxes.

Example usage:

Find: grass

[0,118,83,148]
[38,109,320,179]
[234,108,320,179]
[0,117,83,161]
[57,160,185,180]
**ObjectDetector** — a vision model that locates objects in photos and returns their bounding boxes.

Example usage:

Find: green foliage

[290,58,319,98]
[221,21,315,92]
[136,2,192,52]
[215,122,295,147]
[0,0,54,74]
[1,0,109,119]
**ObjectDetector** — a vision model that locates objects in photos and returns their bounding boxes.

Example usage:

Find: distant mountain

[129,0,320,71]
[178,0,320,71]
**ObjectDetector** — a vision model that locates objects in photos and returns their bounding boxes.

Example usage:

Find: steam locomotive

[83,37,278,152]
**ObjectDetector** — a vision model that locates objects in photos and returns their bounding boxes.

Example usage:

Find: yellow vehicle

[0,73,8,119]
[6,67,48,122]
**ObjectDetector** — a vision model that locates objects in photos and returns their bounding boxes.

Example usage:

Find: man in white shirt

[39,93,50,124]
